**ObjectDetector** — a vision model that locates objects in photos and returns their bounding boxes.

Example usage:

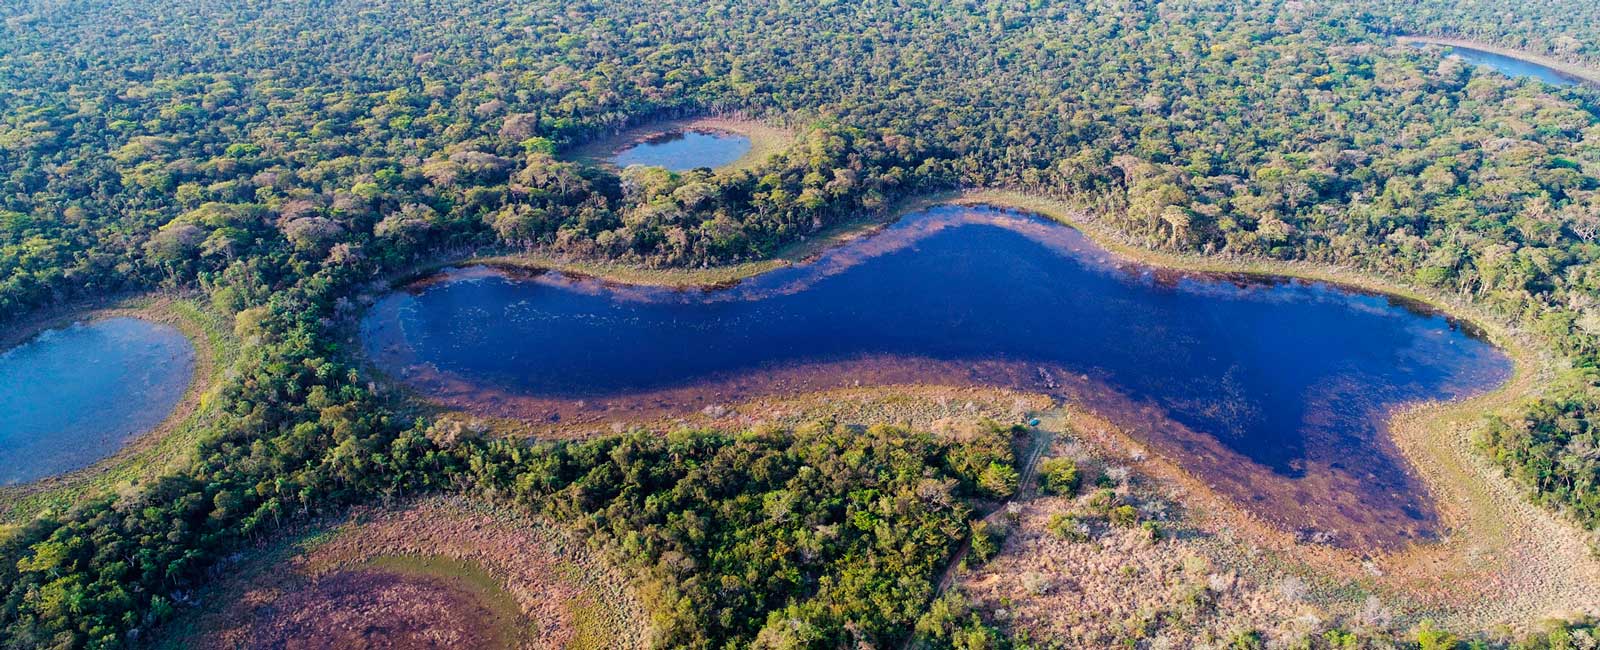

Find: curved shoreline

[151,496,651,650]
[1397,35,1600,87]
[905,192,1597,630]
[368,198,1514,551]
[566,116,794,173]
[363,189,1596,628]
[0,296,233,523]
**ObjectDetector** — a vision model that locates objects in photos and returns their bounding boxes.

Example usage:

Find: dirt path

[910,420,1056,647]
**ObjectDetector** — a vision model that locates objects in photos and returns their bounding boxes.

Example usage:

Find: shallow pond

[1416,42,1584,86]
[363,206,1512,549]
[0,316,196,484]
[612,129,752,171]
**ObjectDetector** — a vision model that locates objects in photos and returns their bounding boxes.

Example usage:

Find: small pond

[1414,42,1584,86]
[612,129,752,171]
[362,205,1512,549]
[0,316,196,485]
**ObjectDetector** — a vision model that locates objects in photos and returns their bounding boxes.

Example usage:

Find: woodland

[1,0,1599,647]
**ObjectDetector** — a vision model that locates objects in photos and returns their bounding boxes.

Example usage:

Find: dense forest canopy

[1,0,1599,647]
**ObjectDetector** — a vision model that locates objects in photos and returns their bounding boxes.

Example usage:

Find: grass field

[151,496,650,650]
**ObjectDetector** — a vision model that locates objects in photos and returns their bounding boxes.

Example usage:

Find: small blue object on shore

[1028,418,1041,427]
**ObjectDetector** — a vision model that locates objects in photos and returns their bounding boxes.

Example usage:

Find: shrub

[1046,513,1089,542]
[1037,457,1080,496]
[969,520,1003,565]
[1416,620,1460,650]
[1109,504,1140,528]
[1228,629,1265,650]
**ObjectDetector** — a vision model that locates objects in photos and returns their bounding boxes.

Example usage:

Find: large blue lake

[362,206,1512,549]
[0,317,196,485]
[612,130,751,171]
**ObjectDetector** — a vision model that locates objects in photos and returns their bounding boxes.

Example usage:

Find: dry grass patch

[961,404,1600,647]
[153,496,648,650]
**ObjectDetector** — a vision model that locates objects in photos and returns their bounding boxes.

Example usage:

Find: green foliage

[1037,457,1080,496]
[969,520,1003,565]
[1480,388,1600,529]
[1229,629,1266,650]
[1109,505,1141,528]
[461,422,1010,649]
[912,591,1012,650]
[1140,520,1163,543]
[1046,513,1090,543]
[1323,629,1360,649]
[2,0,1600,647]
[1417,620,1461,650]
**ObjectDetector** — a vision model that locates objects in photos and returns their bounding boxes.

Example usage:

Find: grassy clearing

[0,295,237,523]
[152,496,651,650]
[1397,35,1600,87]
[359,554,528,649]
[566,115,794,172]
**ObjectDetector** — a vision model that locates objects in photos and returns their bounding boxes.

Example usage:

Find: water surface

[1414,42,1584,86]
[0,317,196,484]
[363,206,1512,549]
[612,130,751,171]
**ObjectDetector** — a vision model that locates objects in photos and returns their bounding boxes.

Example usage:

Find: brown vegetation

[960,404,1600,646]
[154,497,648,650]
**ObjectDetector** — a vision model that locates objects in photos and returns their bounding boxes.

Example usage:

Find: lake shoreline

[0,296,232,523]
[368,199,1515,551]
[359,190,1600,629]
[1397,35,1600,86]
[566,115,793,172]
[454,188,1518,349]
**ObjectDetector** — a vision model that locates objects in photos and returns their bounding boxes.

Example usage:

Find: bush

[1228,629,1265,650]
[969,520,1003,565]
[1109,505,1140,528]
[1416,620,1460,650]
[1037,457,1080,496]
[1140,520,1162,542]
[1046,513,1089,542]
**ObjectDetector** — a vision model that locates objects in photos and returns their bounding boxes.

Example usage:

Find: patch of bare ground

[960,409,1321,648]
[451,382,1054,442]
[226,567,505,650]
[153,496,648,650]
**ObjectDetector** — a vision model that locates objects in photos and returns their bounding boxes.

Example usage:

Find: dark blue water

[1414,42,1583,86]
[612,130,751,171]
[0,317,196,484]
[363,206,1511,548]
